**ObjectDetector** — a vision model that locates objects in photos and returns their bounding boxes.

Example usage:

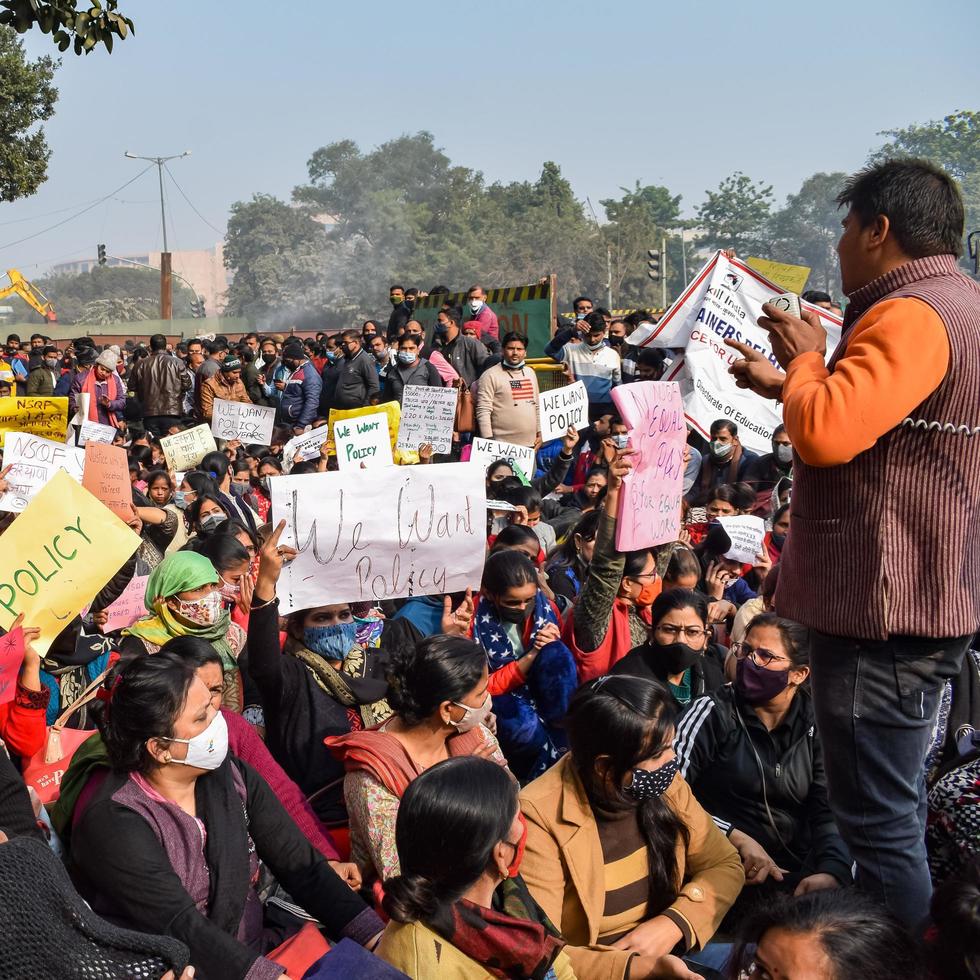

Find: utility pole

[124,150,190,320]
[606,243,613,310]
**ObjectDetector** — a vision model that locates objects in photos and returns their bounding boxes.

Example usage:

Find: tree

[77,296,156,325]
[0,26,57,203]
[0,0,133,54]
[696,172,773,255]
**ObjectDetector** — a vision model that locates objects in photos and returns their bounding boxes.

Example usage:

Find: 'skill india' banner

[628,252,843,454]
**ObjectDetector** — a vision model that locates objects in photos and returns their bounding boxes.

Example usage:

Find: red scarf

[80,369,121,427]
[563,596,653,683]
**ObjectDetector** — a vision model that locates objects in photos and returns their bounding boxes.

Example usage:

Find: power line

[164,162,224,237]
[0,165,154,251]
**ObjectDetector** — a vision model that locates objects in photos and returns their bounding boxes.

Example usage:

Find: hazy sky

[1,0,977,276]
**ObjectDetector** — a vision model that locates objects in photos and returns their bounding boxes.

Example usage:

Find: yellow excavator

[0,269,57,322]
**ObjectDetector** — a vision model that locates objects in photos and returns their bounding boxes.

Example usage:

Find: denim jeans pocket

[893,639,968,721]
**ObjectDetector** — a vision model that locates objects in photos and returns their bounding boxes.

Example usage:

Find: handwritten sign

[101,573,150,633]
[83,442,134,519]
[335,412,393,470]
[77,419,116,447]
[0,470,141,655]
[470,437,536,479]
[0,432,84,513]
[271,463,486,614]
[160,424,217,470]
[396,385,457,455]
[0,627,25,705]
[746,257,810,295]
[539,381,588,443]
[211,399,276,445]
[612,381,687,550]
[329,401,409,461]
[282,426,330,473]
[0,397,68,447]
[716,515,766,564]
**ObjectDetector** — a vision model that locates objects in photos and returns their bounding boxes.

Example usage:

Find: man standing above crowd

[387,284,413,340]
[465,284,499,342]
[26,345,60,395]
[545,310,621,419]
[368,334,394,397]
[199,355,250,421]
[130,334,192,435]
[332,330,379,410]
[728,158,980,926]
[476,331,539,447]
[435,304,487,387]
[275,337,322,435]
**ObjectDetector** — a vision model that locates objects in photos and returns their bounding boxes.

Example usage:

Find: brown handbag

[455,383,475,434]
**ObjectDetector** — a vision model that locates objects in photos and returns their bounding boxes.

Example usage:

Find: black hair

[707,482,753,512]
[103,652,198,775]
[389,284,405,293]
[727,887,925,980]
[398,333,420,348]
[572,296,593,309]
[341,329,360,342]
[929,859,980,980]
[481,548,538,597]
[837,158,964,259]
[500,331,528,348]
[583,311,607,334]
[664,546,700,584]
[145,468,172,490]
[149,334,167,352]
[502,484,542,514]
[490,523,541,556]
[188,533,249,574]
[566,675,688,909]
[128,445,154,471]
[772,503,790,525]
[744,612,809,670]
[442,305,464,327]
[649,587,708,627]
[257,455,283,474]
[186,493,228,532]
[623,548,654,579]
[548,510,601,573]
[214,518,258,550]
[158,635,223,672]
[386,635,486,728]
[773,423,787,438]
[199,451,230,485]
[801,290,832,304]
[709,419,737,438]
[181,471,218,498]
[636,348,666,370]
[383,757,517,931]
[486,460,515,483]
[231,457,251,476]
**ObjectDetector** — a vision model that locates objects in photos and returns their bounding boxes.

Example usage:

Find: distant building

[51,244,231,315]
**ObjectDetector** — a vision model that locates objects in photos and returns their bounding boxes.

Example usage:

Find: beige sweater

[475,362,540,446]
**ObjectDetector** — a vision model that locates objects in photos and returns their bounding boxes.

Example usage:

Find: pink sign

[102,574,151,633]
[0,627,25,705]
[611,380,687,550]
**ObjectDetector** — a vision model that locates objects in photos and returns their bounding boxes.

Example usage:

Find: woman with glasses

[611,590,724,707]
[673,614,851,926]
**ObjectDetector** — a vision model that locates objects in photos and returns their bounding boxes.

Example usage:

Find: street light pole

[124,150,190,320]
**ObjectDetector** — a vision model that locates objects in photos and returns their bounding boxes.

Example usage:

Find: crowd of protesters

[0,157,978,980]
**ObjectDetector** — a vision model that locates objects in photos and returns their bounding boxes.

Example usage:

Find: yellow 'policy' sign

[0,397,68,447]
[328,401,418,464]
[0,470,141,654]
[746,257,811,295]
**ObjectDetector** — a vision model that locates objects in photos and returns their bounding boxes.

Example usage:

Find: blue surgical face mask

[174,490,189,509]
[304,621,358,660]
[325,350,339,363]
[397,351,417,365]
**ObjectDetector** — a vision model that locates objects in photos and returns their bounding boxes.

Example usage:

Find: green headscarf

[122,551,237,669]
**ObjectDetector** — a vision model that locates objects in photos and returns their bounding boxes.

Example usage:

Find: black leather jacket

[130,351,191,417]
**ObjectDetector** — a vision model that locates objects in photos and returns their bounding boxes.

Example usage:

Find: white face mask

[165,711,228,770]
[448,691,492,733]
[469,299,483,313]
[711,439,734,460]
[775,443,793,464]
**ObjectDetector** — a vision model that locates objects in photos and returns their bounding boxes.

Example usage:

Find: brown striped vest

[776,254,980,639]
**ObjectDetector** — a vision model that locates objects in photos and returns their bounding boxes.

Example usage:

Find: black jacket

[332,349,380,410]
[610,640,726,706]
[674,684,851,884]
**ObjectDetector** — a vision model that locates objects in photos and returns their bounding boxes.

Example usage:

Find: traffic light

[97,244,107,266]
[647,248,661,281]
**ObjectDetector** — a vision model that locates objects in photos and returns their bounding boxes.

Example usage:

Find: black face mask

[652,641,702,675]
[497,603,532,624]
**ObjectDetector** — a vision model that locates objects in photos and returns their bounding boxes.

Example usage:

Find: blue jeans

[809,631,970,925]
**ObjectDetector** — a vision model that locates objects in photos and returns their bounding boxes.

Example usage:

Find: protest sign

[746,257,811,294]
[0,627,25,705]
[329,401,413,463]
[271,462,486,613]
[611,381,687,550]
[396,385,457,455]
[101,573,150,633]
[539,381,588,443]
[469,437,536,478]
[0,433,84,513]
[83,442,134,519]
[628,252,842,454]
[211,399,276,445]
[77,419,117,447]
[160,424,217,470]
[0,470,141,655]
[335,412,394,470]
[716,515,767,564]
[282,426,330,473]
[411,277,557,356]
[0,397,68,447]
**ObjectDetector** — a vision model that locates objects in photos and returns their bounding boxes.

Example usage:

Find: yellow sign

[746,257,811,295]
[0,397,68,447]
[0,470,141,654]
[328,401,418,464]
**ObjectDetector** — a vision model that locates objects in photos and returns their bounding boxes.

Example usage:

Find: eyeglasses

[654,625,710,641]
[629,571,658,581]
[730,642,789,667]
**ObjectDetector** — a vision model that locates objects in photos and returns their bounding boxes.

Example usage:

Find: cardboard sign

[612,381,687,550]
[329,401,411,463]
[102,573,150,633]
[470,437,536,479]
[77,419,117,447]
[0,470,141,655]
[211,399,276,445]
[271,463,486,613]
[716,514,767,564]
[539,381,588,443]
[160,424,217,470]
[82,443,134,519]
[0,627,25,705]
[628,253,842,454]
[0,397,68,447]
[0,433,84,513]
[335,412,393,470]
[746,257,811,295]
[396,385,457,455]
[282,426,330,473]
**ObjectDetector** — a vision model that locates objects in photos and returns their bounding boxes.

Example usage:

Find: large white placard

[538,381,588,443]
[0,432,84,513]
[335,412,393,470]
[470,437,536,478]
[716,514,767,564]
[396,385,457,455]
[160,424,217,470]
[281,426,330,473]
[271,463,487,613]
[77,419,117,447]
[627,252,842,454]
[211,399,276,445]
